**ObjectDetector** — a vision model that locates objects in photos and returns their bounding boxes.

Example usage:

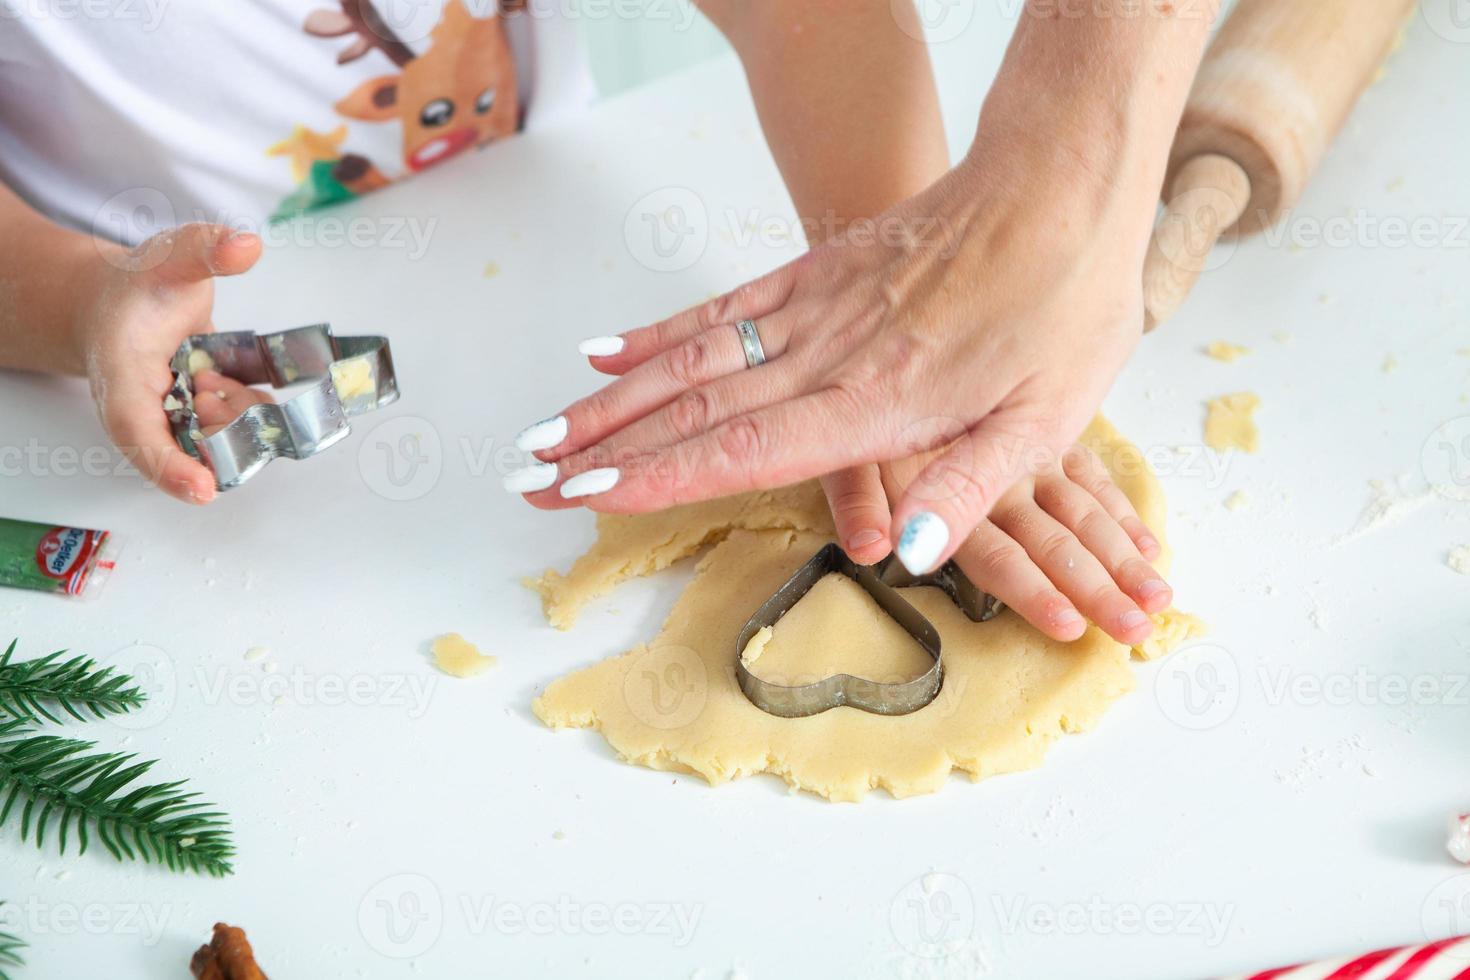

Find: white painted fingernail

[578,335,625,357]
[501,462,558,493]
[559,467,620,499]
[515,416,567,452]
[896,511,949,575]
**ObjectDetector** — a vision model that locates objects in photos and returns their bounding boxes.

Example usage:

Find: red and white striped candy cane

[1221,936,1470,980]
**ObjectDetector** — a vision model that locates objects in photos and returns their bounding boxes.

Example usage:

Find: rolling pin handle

[1142,153,1252,332]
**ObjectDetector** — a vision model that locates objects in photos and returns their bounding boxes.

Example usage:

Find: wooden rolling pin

[1142,0,1415,330]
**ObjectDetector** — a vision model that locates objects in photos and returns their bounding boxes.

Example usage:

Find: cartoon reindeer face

[306,0,520,173]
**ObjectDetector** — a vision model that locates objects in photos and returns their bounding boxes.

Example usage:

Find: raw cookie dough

[527,483,834,630]
[330,358,375,401]
[1204,392,1261,453]
[532,417,1200,801]
[1449,545,1470,576]
[431,633,497,678]
[186,348,216,376]
[1135,608,1207,662]
[742,573,933,686]
[1205,341,1250,362]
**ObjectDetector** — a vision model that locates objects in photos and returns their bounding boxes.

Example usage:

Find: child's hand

[871,443,1169,645]
[73,223,263,503]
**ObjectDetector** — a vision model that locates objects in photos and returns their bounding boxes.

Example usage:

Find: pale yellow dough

[186,348,216,376]
[743,573,933,686]
[527,483,834,630]
[531,417,1199,801]
[330,358,375,401]
[1205,341,1250,362]
[431,633,497,678]
[1204,392,1261,453]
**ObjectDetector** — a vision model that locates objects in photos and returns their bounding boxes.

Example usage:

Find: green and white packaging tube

[0,518,119,598]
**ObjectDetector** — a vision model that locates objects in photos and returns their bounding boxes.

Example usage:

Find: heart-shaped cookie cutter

[736,544,1003,718]
[734,544,939,718]
[165,324,398,490]
[874,554,1004,624]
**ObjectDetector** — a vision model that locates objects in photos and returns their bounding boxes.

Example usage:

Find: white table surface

[2,7,1468,979]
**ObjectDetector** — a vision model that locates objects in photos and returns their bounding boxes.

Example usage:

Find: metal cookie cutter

[735,545,1006,718]
[165,324,398,490]
[874,555,1004,624]
[735,544,944,718]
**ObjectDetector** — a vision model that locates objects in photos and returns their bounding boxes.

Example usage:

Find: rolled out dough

[531,417,1201,801]
[527,483,835,630]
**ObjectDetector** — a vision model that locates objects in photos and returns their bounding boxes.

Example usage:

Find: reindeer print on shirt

[267,0,521,220]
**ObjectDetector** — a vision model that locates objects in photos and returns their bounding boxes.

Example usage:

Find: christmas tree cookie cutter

[164,324,398,490]
[735,544,1003,718]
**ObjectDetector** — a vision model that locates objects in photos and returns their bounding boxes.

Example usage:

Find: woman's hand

[511,142,1154,575]
[72,224,265,503]
[507,0,1215,576]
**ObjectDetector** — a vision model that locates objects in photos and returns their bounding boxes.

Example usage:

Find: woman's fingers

[518,353,810,507]
[820,465,892,564]
[989,503,1152,645]
[952,522,1085,642]
[545,389,879,513]
[1033,474,1172,614]
[1061,445,1161,560]
[577,263,799,376]
[887,412,1027,576]
[518,315,797,461]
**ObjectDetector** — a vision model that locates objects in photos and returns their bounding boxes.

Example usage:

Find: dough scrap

[1448,545,1470,576]
[1204,392,1261,453]
[526,483,834,629]
[532,417,1200,801]
[186,348,216,376]
[330,358,375,401]
[1205,341,1250,362]
[431,633,497,678]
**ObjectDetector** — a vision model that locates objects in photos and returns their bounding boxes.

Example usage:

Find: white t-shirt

[0,0,595,241]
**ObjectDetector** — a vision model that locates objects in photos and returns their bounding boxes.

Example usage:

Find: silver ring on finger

[735,319,767,369]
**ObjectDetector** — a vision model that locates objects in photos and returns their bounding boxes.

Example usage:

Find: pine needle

[0,919,23,980]
[0,719,234,877]
[0,640,145,726]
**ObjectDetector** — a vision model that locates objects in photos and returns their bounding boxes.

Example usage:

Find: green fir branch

[0,640,145,726]
[0,917,24,980]
[0,719,233,877]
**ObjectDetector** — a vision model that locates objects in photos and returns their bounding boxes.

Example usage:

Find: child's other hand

[858,443,1169,646]
[74,223,262,503]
